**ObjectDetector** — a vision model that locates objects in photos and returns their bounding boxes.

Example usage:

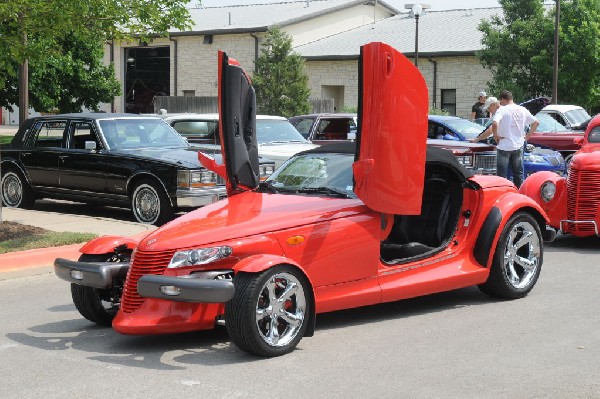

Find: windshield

[99,118,188,150]
[536,113,568,132]
[565,109,591,126]
[265,152,356,198]
[444,119,484,140]
[257,119,310,145]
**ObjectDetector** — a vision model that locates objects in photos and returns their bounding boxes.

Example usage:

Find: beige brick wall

[305,56,493,118]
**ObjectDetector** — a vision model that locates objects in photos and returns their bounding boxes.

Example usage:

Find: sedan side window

[70,122,99,150]
[26,121,68,148]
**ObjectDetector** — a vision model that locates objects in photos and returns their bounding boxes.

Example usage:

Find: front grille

[472,153,497,175]
[121,249,175,313]
[565,167,600,234]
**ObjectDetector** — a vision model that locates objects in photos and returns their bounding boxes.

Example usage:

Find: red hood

[138,192,367,251]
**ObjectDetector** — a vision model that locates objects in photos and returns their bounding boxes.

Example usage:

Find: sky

[196,0,502,10]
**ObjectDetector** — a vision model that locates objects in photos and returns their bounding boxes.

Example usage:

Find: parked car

[159,113,318,168]
[288,113,357,144]
[539,104,592,131]
[520,114,600,237]
[426,138,498,175]
[53,44,553,357]
[0,113,274,225]
[429,115,567,177]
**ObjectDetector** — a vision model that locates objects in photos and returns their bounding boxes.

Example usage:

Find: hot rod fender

[519,171,567,228]
[78,235,141,255]
[473,192,551,268]
[233,254,316,337]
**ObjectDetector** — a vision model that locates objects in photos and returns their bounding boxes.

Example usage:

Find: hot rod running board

[54,258,234,303]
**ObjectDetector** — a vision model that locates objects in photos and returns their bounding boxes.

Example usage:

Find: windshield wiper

[295,186,349,198]
[258,181,279,193]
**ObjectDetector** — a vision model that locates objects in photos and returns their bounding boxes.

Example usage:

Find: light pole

[405,3,430,68]
[552,0,560,104]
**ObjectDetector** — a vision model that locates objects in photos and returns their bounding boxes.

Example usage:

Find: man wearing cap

[470,96,500,142]
[470,91,488,120]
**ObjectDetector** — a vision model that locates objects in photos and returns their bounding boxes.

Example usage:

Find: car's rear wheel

[478,212,542,299]
[71,253,128,327]
[226,266,311,357]
[1,170,35,209]
[131,179,174,225]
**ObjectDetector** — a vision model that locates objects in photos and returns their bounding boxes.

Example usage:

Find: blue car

[428,115,566,177]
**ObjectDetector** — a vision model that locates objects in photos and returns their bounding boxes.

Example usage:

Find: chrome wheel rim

[255,272,306,348]
[134,184,159,223]
[1,173,23,207]
[503,220,540,289]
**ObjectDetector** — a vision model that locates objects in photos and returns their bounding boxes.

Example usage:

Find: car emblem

[146,238,157,246]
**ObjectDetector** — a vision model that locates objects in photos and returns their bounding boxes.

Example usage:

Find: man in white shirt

[491,90,539,188]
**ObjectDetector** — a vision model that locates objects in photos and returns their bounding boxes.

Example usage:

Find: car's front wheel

[226,266,311,357]
[1,170,35,208]
[71,253,128,327]
[479,212,543,299]
[131,179,174,225]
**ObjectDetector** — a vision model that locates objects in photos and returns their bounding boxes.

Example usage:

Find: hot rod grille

[121,249,175,313]
[566,167,600,234]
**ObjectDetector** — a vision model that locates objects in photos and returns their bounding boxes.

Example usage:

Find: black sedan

[0,113,273,225]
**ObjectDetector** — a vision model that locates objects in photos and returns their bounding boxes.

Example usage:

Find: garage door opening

[125,46,170,114]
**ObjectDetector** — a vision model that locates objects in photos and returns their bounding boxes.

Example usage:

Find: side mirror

[85,141,97,151]
[573,137,584,147]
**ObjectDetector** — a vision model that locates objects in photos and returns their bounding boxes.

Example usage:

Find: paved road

[0,235,599,398]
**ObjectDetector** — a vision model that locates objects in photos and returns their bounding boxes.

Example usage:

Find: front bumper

[54,258,130,289]
[137,271,234,303]
[175,186,226,208]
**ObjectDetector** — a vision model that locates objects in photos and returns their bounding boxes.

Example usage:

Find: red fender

[233,254,315,287]
[519,171,568,229]
[79,235,141,255]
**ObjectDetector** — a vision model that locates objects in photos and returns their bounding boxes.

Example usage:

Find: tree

[0,32,121,113]
[253,27,311,118]
[477,0,600,109]
[0,0,192,120]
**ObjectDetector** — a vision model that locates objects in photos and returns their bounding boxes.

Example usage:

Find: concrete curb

[0,243,82,274]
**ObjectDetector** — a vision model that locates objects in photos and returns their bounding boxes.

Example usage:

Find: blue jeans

[497,148,524,188]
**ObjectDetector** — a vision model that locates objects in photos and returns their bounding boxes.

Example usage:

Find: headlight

[168,246,233,268]
[523,154,546,163]
[540,181,556,202]
[259,164,275,181]
[455,155,473,167]
[177,169,217,187]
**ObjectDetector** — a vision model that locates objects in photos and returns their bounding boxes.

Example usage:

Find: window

[171,120,219,144]
[70,122,97,150]
[291,118,315,139]
[441,89,456,116]
[183,90,195,97]
[27,121,67,148]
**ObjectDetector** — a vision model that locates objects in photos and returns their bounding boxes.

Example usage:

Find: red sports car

[520,114,600,237]
[54,43,553,357]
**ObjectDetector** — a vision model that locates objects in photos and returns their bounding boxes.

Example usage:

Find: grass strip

[0,231,97,254]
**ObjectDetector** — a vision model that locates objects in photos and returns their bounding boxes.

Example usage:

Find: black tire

[226,266,311,357]
[1,170,35,209]
[70,254,126,327]
[478,212,543,299]
[130,179,174,226]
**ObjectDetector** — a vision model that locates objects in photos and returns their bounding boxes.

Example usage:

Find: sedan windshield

[565,109,591,126]
[536,113,568,132]
[99,118,188,150]
[265,152,356,198]
[257,119,310,145]
[444,119,484,140]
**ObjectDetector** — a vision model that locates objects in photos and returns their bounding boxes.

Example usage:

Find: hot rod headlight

[540,181,556,202]
[168,246,232,268]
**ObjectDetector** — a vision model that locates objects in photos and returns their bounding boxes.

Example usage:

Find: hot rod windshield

[264,152,356,198]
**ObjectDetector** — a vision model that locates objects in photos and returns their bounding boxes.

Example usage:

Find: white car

[160,113,318,168]
[539,104,591,131]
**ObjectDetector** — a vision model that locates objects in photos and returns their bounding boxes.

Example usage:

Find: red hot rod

[54,43,553,357]
[520,114,600,237]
